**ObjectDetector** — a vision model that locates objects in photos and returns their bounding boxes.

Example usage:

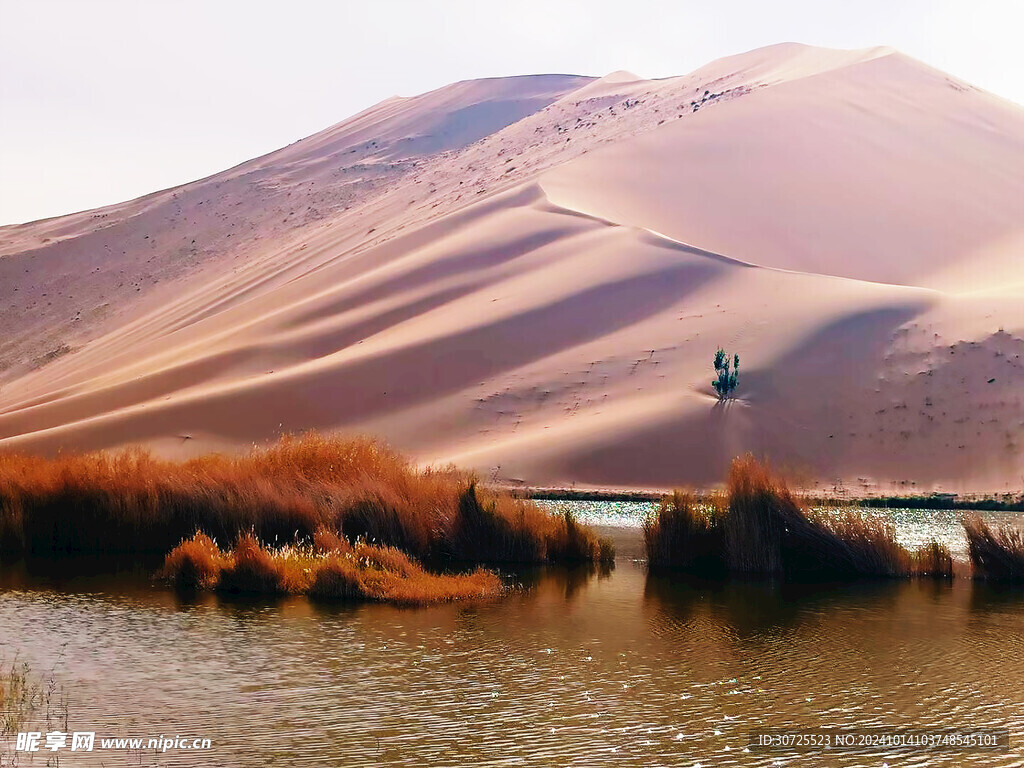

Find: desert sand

[1,43,1023,494]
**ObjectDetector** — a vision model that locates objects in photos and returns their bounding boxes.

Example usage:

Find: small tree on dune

[712,348,739,400]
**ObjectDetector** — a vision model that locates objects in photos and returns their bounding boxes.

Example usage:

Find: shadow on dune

[229,257,727,429]
[5,256,725,452]
[561,303,927,488]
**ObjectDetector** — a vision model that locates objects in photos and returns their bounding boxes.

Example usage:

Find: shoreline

[523,487,1024,511]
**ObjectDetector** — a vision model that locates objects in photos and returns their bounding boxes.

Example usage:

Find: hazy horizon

[1,0,1022,226]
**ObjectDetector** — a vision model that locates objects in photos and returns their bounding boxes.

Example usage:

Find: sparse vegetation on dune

[645,455,952,580]
[711,347,739,400]
[160,530,503,605]
[0,433,613,569]
[963,515,1024,582]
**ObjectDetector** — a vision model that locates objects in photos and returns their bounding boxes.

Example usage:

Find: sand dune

[1,44,1022,493]
[542,49,1024,290]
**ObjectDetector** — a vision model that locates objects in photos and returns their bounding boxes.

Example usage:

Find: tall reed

[0,658,68,760]
[0,433,613,567]
[643,491,725,574]
[912,541,954,579]
[645,455,937,580]
[963,515,1024,581]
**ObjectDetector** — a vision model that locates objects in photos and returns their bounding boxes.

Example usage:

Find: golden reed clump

[160,529,503,605]
[0,432,612,566]
[962,514,1024,581]
[159,532,225,590]
[643,490,726,574]
[645,455,952,580]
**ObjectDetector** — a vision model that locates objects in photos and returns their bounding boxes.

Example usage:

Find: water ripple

[0,525,1022,766]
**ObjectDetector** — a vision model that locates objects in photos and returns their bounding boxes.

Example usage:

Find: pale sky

[1,0,1021,226]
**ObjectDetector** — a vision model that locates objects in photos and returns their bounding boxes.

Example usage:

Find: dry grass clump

[447,482,546,562]
[646,455,930,580]
[312,526,352,555]
[0,442,329,557]
[558,509,616,564]
[643,491,726,574]
[160,530,503,605]
[963,515,1024,582]
[309,559,363,600]
[723,456,798,574]
[724,455,914,578]
[448,483,614,565]
[0,433,612,567]
[218,533,289,594]
[729,456,918,578]
[816,510,913,578]
[159,531,225,590]
[912,541,954,579]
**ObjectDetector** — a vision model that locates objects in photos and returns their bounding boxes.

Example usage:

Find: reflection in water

[643,573,1024,766]
[0,527,1022,766]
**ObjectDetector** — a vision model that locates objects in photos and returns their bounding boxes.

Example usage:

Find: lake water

[1,507,1023,767]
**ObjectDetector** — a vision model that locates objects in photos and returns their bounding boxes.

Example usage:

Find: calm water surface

[0,508,1022,767]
